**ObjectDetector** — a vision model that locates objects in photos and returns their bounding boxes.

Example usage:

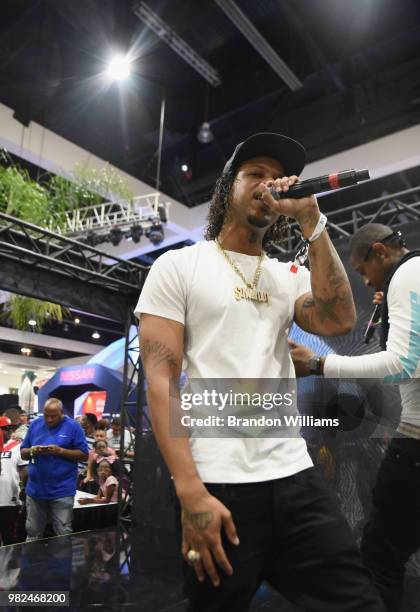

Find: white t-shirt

[135,240,313,483]
[324,257,420,427]
[106,429,133,452]
[0,440,27,506]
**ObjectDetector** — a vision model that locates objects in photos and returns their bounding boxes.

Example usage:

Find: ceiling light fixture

[74,318,81,325]
[28,319,37,327]
[197,83,214,144]
[21,347,31,355]
[107,54,131,81]
[92,331,101,340]
[197,121,214,144]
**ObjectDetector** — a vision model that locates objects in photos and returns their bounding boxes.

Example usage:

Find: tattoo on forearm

[301,249,354,328]
[140,340,178,369]
[182,508,213,530]
[298,209,319,231]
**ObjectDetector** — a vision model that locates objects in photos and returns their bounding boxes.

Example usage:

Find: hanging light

[197,121,214,144]
[197,83,214,144]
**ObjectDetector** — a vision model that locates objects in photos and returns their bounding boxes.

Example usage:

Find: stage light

[197,121,214,144]
[147,220,164,245]
[107,54,131,81]
[84,231,99,247]
[157,204,167,223]
[28,319,37,327]
[181,164,189,172]
[130,224,144,243]
[92,331,101,340]
[109,226,123,246]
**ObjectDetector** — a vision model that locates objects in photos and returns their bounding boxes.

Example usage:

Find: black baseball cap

[223,132,306,177]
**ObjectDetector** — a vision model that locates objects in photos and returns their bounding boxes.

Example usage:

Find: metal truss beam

[54,193,171,239]
[267,185,420,259]
[214,0,302,91]
[0,212,147,297]
[133,1,221,87]
[0,212,150,526]
[118,311,144,526]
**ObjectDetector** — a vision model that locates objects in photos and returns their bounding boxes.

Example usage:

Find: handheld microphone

[270,169,370,200]
[363,304,381,344]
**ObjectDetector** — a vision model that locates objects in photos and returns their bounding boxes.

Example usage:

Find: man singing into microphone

[136,133,384,611]
[290,222,420,612]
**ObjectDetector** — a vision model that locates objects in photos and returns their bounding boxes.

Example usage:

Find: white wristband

[307,213,327,243]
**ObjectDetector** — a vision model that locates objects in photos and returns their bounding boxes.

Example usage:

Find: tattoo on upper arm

[140,340,178,370]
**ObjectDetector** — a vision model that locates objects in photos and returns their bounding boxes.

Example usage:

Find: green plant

[72,163,133,203]
[0,165,50,226]
[6,295,68,332]
[0,149,134,229]
[0,151,134,333]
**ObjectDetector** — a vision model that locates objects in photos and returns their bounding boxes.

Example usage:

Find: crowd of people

[0,401,133,546]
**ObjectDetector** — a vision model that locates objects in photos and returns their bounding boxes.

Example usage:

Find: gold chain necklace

[215,239,269,303]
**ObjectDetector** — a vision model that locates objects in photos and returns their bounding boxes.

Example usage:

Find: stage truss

[267,184,420,258]
[1,181,420,531]
[0,211,148,528]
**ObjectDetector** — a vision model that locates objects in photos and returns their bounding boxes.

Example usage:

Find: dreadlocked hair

[204,167,289,249]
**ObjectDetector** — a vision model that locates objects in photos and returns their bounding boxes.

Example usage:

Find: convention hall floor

[0,527,419,611]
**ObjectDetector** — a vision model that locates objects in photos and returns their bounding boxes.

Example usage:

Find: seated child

[79,459,121,505]
[84,437,116,484]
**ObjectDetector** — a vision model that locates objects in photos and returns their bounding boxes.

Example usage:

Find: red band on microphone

[328,173,340,190]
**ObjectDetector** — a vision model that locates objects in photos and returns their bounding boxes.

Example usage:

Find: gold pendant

[234,286,269,303]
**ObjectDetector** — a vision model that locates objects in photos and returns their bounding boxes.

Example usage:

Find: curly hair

[204,167,289,248]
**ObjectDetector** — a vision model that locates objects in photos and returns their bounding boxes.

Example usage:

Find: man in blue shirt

[20,398,88,540]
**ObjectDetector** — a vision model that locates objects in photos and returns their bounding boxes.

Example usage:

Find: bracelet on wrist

[294,214,328,266]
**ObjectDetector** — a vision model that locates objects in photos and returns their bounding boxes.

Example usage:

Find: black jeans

[361,436,420,612]
[0,506,19,545]
[176,468,384,612]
